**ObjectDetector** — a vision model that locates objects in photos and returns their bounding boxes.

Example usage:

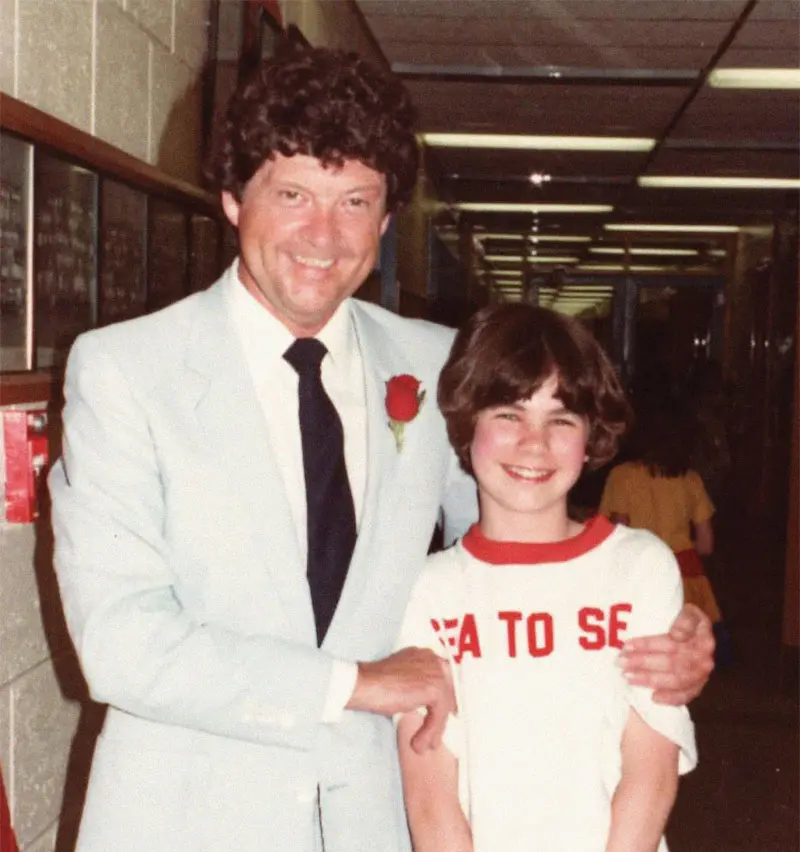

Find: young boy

[396,304,697,852]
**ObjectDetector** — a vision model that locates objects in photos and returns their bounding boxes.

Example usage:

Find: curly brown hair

[210,47,419,211]
[438,303,632,476]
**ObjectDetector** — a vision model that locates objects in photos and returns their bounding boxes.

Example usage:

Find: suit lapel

[182,282,315,631]
[354,306,401,546]
[323,303,415,645]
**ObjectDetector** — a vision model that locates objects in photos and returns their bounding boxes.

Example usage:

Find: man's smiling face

[223,153,390,337]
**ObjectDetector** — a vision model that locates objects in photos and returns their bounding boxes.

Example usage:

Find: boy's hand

[348,647,455,752]
[619,604,715,704]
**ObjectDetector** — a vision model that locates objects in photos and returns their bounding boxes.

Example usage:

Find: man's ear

[221,191,240,228]
[379,213,391,237]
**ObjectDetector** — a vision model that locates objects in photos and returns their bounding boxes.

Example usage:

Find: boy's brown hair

[438,303,632,476]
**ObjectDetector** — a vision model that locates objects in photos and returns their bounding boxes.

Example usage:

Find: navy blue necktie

[284,338,356,644]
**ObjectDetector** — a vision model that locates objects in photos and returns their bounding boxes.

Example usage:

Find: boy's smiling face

[470,373,589,543]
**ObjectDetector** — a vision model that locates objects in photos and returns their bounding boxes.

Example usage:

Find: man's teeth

[294,255,334,269]
[508,466,550,479]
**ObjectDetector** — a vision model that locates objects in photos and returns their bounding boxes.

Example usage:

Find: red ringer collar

[462,514,615,565]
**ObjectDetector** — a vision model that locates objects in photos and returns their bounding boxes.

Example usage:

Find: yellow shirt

[599,461,714,553]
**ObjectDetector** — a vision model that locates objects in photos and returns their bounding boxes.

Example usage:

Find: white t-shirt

[397,515,697,852]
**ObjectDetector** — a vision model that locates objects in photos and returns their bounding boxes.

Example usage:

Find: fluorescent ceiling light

[530,235,592,243]
[455,203,613,213]
[639,175,800,190]
[556,294,613,301]
[478,233,525,240]
[485,254,579,263]
[558,305,605,316]
[553,303,606,313]
[590,247,699,256]
[708,68,800,90]
[422,133,654,152]
[577,264,674,272]
[605,223,740,234]
[477,233,592,242]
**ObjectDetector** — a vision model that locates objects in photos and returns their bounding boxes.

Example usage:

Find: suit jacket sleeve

[440,450,478,546]
[50,333,335,750]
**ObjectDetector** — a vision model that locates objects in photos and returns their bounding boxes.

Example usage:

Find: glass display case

[34,150,97,369]
[148,198,188,311]
[0,123,226,376]
[0,133,32,371]
[99,179,147,325]
[189,214,221,292]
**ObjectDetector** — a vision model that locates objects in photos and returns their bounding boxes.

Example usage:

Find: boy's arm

[397,712,473,852]
[605,708,679,852]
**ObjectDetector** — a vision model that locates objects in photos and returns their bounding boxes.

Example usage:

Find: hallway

[666,507,798,852]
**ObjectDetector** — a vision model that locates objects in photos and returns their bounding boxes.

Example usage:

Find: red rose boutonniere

[385,374,425,451]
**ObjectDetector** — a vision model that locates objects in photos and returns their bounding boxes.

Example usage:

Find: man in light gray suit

[49,47,713,852]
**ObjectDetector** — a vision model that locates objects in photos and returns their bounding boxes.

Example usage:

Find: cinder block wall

[0,0,210,184]
[0,4,210,849]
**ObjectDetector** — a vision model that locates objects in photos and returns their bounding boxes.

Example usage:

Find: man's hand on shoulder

[619,603,715,705]
[347,647,455,753]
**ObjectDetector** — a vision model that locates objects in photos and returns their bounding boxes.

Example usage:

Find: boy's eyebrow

[551,404,582,416]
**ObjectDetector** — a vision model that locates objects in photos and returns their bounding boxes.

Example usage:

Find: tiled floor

[666,508,799,852]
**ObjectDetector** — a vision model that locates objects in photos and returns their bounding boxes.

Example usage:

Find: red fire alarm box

[2,409,49,524]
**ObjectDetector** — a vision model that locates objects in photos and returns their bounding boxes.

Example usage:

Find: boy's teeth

[509,466,549,479]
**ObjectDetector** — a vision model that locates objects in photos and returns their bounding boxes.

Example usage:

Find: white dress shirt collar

[226,259,356,364]
[223,261,363,716]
